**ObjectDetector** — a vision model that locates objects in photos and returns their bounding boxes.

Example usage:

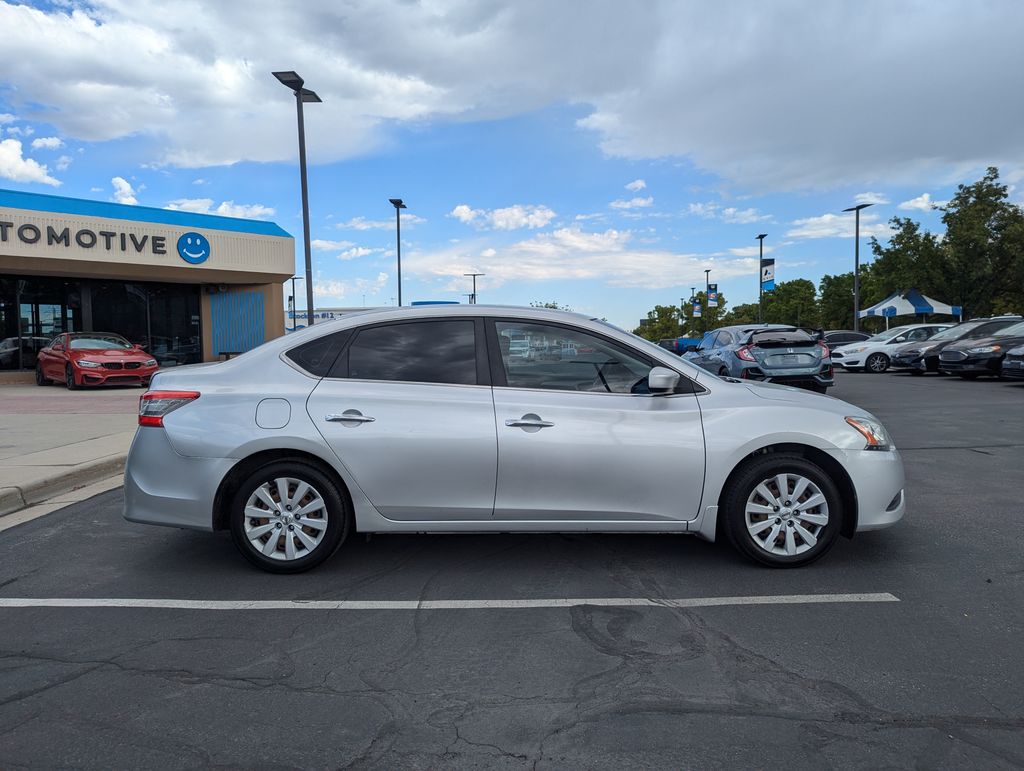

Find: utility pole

[842,203,873,332]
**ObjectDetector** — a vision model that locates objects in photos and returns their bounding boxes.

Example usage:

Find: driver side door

[488,319,706,522]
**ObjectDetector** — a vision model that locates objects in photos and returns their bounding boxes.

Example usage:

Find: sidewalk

[0,384,139,517]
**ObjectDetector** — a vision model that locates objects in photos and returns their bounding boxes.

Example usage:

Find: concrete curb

[0,454,127,518]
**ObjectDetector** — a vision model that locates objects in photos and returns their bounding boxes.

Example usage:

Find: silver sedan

[124,305,904,572]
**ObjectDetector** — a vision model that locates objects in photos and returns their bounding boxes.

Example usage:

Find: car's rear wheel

[958,372,979,380]
[65,364,78,390]
[722,454,842,567]
[718,366,729,377]
[35,364,50,386]
[909,368,924,376]
[229,460,351,573]
[865,353,889,373]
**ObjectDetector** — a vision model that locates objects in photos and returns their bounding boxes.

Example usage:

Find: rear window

[748,329,814,345]
[285,331,350,376]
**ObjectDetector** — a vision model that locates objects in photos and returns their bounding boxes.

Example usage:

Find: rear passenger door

[307,318,497,521]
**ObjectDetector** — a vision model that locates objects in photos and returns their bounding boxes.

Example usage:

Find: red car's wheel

[65,364,79,390]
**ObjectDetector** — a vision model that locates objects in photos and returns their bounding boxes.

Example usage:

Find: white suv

[831,323,952,373]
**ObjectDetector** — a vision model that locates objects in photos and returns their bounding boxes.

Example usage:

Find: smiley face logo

[177,232,210,264]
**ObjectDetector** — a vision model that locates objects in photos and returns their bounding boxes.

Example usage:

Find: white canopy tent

[858,289,963,329]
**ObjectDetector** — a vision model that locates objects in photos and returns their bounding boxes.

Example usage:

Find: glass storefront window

[0,277,81,370]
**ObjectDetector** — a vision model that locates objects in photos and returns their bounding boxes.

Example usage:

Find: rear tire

[229,460,351,573]
[718,366,730,377]
[865,353,889,373]
[35,365,50,386]
[722,453,843,568]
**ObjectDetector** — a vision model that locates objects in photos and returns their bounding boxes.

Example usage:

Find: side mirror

[685,345,699,353]
[893,336,906,343]
[648,366,680,394]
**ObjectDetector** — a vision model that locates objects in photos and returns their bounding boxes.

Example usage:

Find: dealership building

[0,188,294,372]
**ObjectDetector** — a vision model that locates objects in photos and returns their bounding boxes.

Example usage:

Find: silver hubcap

[243,477,328,561]
[745,473,829,556]
[869,356,886,371]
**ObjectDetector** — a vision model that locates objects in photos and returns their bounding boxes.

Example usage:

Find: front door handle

[505,413,554,430]
[326,410,375,424]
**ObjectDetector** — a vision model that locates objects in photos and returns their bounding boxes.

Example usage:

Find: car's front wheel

[229,460,351,573]
[865,353,889,373]
[722,454,842,567]
[65,364,78,390]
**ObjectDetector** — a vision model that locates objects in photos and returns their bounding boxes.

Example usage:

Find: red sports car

[35,332,159,389]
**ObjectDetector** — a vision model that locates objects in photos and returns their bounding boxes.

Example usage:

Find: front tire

[722,454,843,567]
[865,353,889,373]
[65,364,78,390]
[229,460,351,573]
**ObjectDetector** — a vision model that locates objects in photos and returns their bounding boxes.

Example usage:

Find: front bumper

[938,355,1002,374]
[890,353,929,371]
[123,427,236,531]
[831,352,863,369]
[828,447,906,532]
[76,365,157,386]
[1001,357,1024,378]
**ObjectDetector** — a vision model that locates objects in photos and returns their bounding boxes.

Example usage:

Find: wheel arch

[212,448,355,532]
[715,442,858,539]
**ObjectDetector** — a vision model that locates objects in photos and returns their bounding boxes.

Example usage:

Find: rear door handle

[326,410,375,424]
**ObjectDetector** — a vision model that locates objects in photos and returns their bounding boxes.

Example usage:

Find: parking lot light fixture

[704,268,711,334]
[273,70,321,326]
[389,199,407,306]
[842,203,874,332]
[756,233,768,323]
[463,272,484,304]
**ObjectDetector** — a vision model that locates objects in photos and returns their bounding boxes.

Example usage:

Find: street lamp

[463,272,484,304]
[389,198,407,306]
[289,275,305,331]
[756,233,768,323]
[704,268,711,333]
[842,203,873,332]
[272,70,321,327]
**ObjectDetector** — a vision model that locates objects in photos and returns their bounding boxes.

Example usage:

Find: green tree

[818,272,855,329]
[530,301,573,311]
[762,279,820,327]
[678,291,729,336]
[868,217,947,300]
[633,304,682,340]
[719,303,759,326]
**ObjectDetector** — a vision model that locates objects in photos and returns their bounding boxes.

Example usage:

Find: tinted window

[345,321,477,385]
[716,330,734,347]
[285,331,350,377]
[700,332,718,349]
[496,321,654,394]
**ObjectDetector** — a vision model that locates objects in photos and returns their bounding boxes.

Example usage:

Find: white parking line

[0,592,899,611]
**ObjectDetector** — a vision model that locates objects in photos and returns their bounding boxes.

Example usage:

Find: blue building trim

[0,188,291,238]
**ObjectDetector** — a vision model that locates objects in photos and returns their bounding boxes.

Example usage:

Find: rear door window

[336,320,479,385]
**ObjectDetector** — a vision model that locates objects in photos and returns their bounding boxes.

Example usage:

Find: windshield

[864,326,913,343]
[929,322,982,341]
[69,335,132,350]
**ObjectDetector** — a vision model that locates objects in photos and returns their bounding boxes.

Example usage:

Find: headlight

[143,359,157,367]
[845,416,892,450]
[967,345,1001,354]
[76,360,102,368]
[843,346,866,354]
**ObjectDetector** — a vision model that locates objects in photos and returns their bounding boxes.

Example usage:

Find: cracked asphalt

[0,372,1022,768]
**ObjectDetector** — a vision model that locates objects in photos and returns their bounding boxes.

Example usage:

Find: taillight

[139,390,200,427]
[818,340,830,357]
[736,345,757,362]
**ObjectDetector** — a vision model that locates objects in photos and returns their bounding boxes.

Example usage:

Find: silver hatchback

[124,305,904,572]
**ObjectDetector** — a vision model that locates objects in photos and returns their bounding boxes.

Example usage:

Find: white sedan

[123,305,905,572]
[831,323,952,372]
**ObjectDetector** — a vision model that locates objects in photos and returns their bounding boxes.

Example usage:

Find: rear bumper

[123,427,236,532]
[740,364,834,388]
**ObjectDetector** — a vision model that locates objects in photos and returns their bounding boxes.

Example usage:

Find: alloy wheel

[866,353,889,373]
[242,477,329,561]
[744,473,829,557]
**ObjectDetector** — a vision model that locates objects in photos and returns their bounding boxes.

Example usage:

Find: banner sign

[760,258,775,291]
[707,283,718,308]
[692,299,702,318]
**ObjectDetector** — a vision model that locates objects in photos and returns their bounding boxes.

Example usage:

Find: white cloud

[609,196,653,210]
[55,155,72,170]
[5,125,33,137]
[729,244,775,257]
[336,214,426,230]
[312,239,355,250]
[898,192,946,211]
[404,225,754,291]
[89,186,103,192]
[854,191,889,205]
[30,136,63,150]
[192,178,207,185]
[338,246,383,260]
[688,202,719,219]
[625,178,646,192]
[721,206,770,224]
[315,272,389,301]
[481,247,496,258]
[449,203,555,230]
[0,139,60,186]
[786,212,892,239]
[574,213,606,222]
[165,197,275,219]
[111,176,138,204]
[0,114,15,124]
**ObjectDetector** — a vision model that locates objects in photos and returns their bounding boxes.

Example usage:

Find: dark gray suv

[683,324,834,392]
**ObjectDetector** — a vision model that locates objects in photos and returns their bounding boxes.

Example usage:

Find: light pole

[704,268,711,333]
[389,198,407,306]
[756,233,768,323]
[463,272,484,304]
[289,275,305,330]
[272,71,321,327]
[842,203,873,332]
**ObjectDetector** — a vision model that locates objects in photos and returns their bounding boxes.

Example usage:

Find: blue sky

[1,1,1020,329]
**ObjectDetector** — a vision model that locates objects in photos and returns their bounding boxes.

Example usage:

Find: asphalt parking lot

[1,372,1022,768]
